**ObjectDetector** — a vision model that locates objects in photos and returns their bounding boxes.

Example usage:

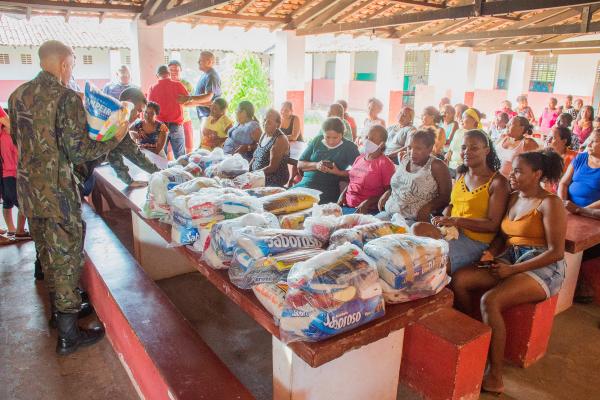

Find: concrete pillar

[304,53,313,113]
[375,41,405,124]
[130,19,165,94]
[274,31,306,131]
[108,49,121,81]
[507,53,533,104]
[428,48,478,108]
[334,52,353,103]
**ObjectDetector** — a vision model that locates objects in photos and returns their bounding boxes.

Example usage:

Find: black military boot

[48,292,94,329]
[56,312,105,356]
[34,258,44,281]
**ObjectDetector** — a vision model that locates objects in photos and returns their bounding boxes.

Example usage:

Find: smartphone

[322,160,334,168]
[477,260,493,268]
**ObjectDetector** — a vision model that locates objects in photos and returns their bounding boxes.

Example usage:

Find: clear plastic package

[236,227,324,259]
[260,188,321,215]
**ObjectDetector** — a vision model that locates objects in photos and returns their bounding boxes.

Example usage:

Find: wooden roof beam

[237,0,255,15]
[2,0,142,14]
[196,12,290,23]
[303,0,358,28]
[262,0,286,16]
[388,1,446,9]
[146,0,230,25]
[296,0,600,36]
[401,20,600,43]
[475,39,600,51]
[285,0,340,29]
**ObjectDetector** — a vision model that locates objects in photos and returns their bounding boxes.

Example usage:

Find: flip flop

[14,232,32,241]
[0,234,15,246]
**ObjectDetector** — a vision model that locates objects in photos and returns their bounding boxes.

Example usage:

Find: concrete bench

[80,204,253,400]
[400,307,491,400]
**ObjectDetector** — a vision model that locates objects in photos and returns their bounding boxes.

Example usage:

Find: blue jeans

[449,232,489,274]
[165,123,185,159]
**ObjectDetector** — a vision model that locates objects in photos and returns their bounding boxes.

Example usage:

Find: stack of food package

[143,167,195,219]
[277,244,385,342]
[363,234,450,303]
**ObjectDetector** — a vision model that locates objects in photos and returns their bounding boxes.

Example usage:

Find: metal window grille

[0,54,10,64]
[20,54,32,64]
[83,55,93,65]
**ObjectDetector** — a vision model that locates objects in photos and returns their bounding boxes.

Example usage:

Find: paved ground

[2,208,600,399]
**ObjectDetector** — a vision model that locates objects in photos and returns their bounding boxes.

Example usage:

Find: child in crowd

[130,101,169,156]
[0,107,29,243]
[200,98,233,151]
[490,112,509,143]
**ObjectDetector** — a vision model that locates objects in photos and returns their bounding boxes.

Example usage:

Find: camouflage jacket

[9,71,121,218]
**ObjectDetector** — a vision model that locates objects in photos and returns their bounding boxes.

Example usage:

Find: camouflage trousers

[29,212,84,313]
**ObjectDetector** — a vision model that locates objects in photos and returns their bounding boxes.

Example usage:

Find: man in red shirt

[147,65,189,158]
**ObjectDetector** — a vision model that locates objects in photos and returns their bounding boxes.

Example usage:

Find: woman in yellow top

[200,98,233,150]
[451,149,566,395]
[413,130,510,273]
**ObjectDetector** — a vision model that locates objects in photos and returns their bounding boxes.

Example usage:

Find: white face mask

[361,139,380,156]
[322,138,343,150]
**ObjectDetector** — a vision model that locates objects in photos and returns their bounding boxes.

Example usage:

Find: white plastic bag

[84,82,131,142]
[236,227,324,259]
[363,234,449,291]
[232,170,265,189]
[328,221,407,249]
[279,244,385,343]
[253,282,288,323]
[143,167,194,219]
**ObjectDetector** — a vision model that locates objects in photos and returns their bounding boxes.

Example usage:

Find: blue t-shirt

[102,83,135,100]
[223,120,261,160]
[568,152,600,207]
[194,68,221,118]
[293,134,360,204]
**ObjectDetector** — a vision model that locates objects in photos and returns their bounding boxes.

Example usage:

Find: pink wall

[0,79,109,105]
[348,80,376,110]
[311,79,334,107]
[525,92,592,121]
[472,89,508,120]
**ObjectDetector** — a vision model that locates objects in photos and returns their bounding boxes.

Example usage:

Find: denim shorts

[497,246,565,298]
[449,231,489,274]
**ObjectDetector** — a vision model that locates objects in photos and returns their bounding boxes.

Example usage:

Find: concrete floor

[3,208,600,400]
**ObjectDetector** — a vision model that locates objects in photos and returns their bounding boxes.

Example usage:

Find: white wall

[0,46,41,80]
[428,48,477,104]
[354,51,378,74]
[312,53,336,79]
[73,48,111,79]
[554,53,600,97]
[474,53,497,90]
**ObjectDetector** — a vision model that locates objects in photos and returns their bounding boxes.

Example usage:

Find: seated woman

[338,125,396,214]
[413,130,510,273]
[130,101,168,157]
[555,112,579,149]
[223,100,262,161]
[546,126,578,172]
[325,103,353,142]
[377,129,452,223]
[559,129,600,302]
[495,100,516,120]
[200,98,233,150]
[440,104,458,145]
[446,108,482,172]
[515,95,536,125]
[420,106,446,158]
[496,116,538,177]
[280,101,303,142]
[250,109,290,187]
[358,97,386,145]
[294,117,360,204]
[538,97,560,134]
[489,112,509,143]
[452,150,566,395]
[575,106,595,146]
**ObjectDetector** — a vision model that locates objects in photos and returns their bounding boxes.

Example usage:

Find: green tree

[222,52,271,120]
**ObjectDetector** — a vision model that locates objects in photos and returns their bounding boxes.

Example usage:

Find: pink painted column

[130,19,165,95]
[274,31,306,131]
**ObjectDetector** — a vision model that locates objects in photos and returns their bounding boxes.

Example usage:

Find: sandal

[14,230,32,241]
[0,234,15,246]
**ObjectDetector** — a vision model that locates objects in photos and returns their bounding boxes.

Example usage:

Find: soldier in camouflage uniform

[9,40,129,355]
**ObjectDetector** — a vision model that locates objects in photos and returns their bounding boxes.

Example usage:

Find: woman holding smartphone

[293,117,360,204]
[451,149,566,395]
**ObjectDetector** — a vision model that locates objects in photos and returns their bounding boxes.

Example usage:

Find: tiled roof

[0,14,131,49]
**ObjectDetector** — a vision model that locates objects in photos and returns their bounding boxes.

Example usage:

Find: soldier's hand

[113,120,130,142]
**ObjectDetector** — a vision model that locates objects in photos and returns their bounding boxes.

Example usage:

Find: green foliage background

[222,52,271,120]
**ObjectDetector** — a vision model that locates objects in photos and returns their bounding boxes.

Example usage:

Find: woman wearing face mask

[378,129,452,223]
[413,130,510,273]
[452,150,566,395]
[446,108,482,172]
[338,125,396,214]
[294,117,360,204]
[496,116,539,177]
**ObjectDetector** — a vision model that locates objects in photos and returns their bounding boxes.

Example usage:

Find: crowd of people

[3,39,600,396]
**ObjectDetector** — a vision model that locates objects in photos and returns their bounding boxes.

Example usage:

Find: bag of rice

[84,82,131,142]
